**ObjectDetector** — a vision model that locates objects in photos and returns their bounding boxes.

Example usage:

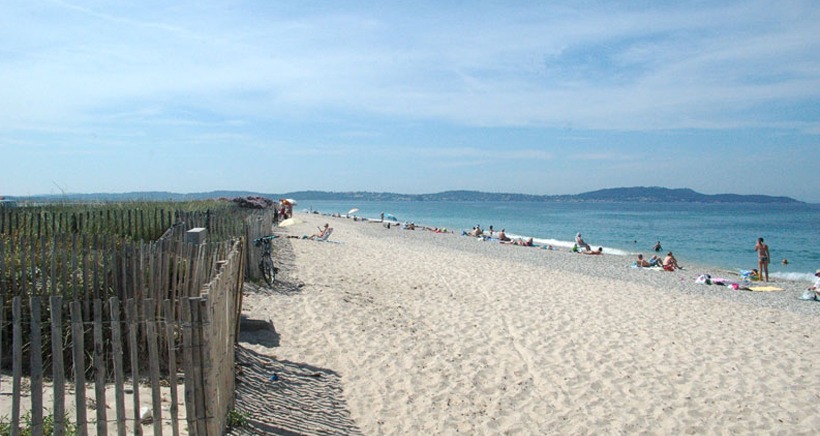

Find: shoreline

[304,212,820,316]
[236,212,820,434]
[306,202,820,283]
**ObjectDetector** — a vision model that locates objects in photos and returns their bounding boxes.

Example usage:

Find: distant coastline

[3,186,804,204]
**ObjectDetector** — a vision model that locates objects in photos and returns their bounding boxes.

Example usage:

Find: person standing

[755,237,770,282]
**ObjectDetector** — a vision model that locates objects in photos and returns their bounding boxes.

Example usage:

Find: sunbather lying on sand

[582,247,603,255]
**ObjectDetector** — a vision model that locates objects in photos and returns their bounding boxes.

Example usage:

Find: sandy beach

[235,213,820,435]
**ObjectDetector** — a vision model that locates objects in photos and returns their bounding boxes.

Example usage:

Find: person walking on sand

[755,237,770,282]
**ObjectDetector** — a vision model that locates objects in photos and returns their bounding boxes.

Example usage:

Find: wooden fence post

[143,299,163,436]
[164,299,181,436]
[30,297,44,435]
[109,297,127,436]
[125,298,142,436]
[93,299,108,436]
[12,296,22,436]
[70,300,88,436]
[51,296,66,436]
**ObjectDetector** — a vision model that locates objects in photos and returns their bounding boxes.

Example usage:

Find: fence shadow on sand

[229,345,362,435]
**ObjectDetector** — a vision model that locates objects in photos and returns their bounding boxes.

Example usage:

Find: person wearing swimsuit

[755,237,770,282]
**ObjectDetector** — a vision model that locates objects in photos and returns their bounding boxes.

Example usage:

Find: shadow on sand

[228,345,362,435]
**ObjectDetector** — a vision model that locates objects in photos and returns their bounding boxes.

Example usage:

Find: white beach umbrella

[347,208,359,215]
[278,218,302,227]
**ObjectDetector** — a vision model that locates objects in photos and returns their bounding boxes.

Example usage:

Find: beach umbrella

[278,218,302,227]
[385,213,398,221]
[347,208,359,215]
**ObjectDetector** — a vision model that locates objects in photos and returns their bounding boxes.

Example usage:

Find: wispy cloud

[2,1,818,200]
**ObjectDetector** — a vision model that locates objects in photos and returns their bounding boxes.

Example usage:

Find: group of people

[461,228,805,286]
[634,252,681,271]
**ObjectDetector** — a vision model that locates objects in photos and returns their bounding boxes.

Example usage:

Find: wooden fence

[0,238,244,435]
[243,210,276,284]
[0,205,249,244]
[0,203,268,435]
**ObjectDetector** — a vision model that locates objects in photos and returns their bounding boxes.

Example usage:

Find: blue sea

[300,200,820,283]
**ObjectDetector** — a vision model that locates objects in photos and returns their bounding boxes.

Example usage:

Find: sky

[2,1,819,202]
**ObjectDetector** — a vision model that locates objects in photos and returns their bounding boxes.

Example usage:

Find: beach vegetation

[0,411,78,436]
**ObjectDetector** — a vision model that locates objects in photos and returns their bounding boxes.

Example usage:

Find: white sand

[237,213,820,434]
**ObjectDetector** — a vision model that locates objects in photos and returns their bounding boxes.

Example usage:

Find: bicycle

[253,235,280,286]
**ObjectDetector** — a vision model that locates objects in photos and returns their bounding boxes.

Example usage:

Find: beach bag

[799,289,817,301]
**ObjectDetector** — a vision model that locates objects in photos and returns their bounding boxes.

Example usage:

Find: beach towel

[746,286,785,292]
[799,290,818,301]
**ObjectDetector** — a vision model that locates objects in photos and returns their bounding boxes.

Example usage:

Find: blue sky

[2,1,819,202]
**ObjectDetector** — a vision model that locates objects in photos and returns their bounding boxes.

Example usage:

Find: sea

[298,200,820,283]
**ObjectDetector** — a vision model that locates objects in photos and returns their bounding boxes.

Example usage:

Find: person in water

[653,241,662,252]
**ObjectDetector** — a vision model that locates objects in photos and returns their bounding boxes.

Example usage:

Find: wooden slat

[190,297,207,436]
[144,299,163,436]
[164,299,181,436]
[30,297,44,435]
[51,296,66,436]
[12,296,23,436]
[109,297,127,436]
[180,297,197,436]
[71,300,89,436]
[93,299,108,436]
[20,236,27,297]
[125,298,142,436]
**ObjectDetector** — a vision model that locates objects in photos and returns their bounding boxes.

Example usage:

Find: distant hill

[6,187,803,204]
[572,187,801,204]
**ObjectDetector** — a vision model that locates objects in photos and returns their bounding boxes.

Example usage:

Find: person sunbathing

[663,252,681,271]
[501,237,534,246]
[497,229,511,242]
[307,223,331,240]
[466,225,484,237]
[582,247,603,255]
[575,233,591,251]
[636,254,651,267]
[513,237,534,246]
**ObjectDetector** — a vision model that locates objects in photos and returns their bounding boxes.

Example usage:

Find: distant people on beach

[653,241,662,252]
[582,247,603,255]
[466,225,484,237]
[575,233,591,251]
[636,254,651,267]
[497,229,511,242]
[488,225,494,236]
[307,223,332,240]
[663,252,681,271]
[805,269,820,300]
[755,237,770,282]
[503,237,534,247]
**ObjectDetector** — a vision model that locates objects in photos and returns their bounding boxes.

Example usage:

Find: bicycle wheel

[260,256,275,286]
